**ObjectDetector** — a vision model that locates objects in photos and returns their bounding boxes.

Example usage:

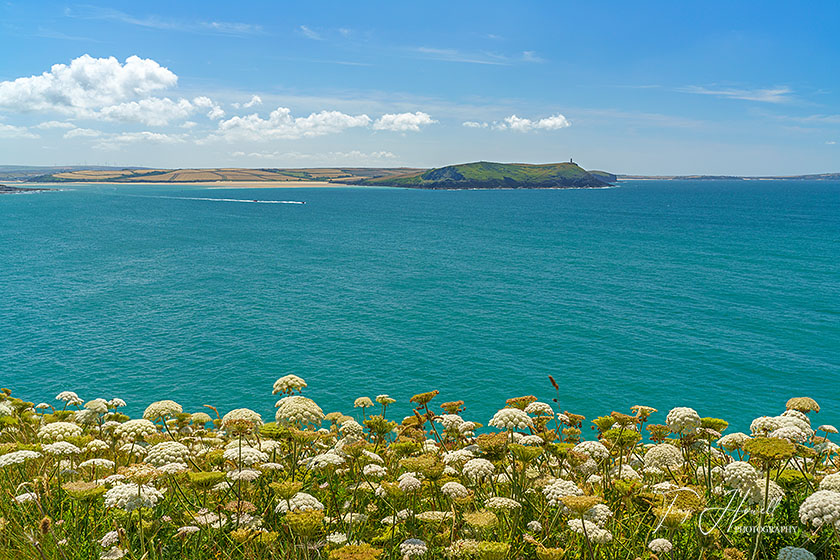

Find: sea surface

[1,180,838,432]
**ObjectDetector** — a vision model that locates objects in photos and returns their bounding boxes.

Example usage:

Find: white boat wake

[124,194,305,204]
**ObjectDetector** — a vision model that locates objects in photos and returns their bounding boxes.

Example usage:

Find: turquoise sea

[1,180,838,431]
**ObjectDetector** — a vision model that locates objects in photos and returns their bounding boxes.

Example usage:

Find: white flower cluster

[462,458,495,482]
[80,458,115,470]
[145,441,190,467]
[363,463,387,478]
[326,532,347,545]
[399,474,422,492]
[799,490,840,530]
[441,481,469,499]
[584,503,613,527]
[666,407,701,434]
[85,398,109,414]
[819,473,840,492]
[221,408,263,430]
[777,547,816,560]
[568,519,612,543]
[644,443,683,469]
[400,539,428,557]
[718,432,750,451]
[43,441,81,455]
[437,414,465,431]
[485,496,521,510]
[38,421,83,441]
[104,483,164,511]
[115,419,157,442]
[543,478,583,505]
[524,401,554,416]
[750,416,782,435]
[722,461,758,493]
[275,492,324,513]
[272,374,307,395]
[488,408,533,431]
[274,396,324,426]
[223,446,268,466]
[648,538,673,553]
[143,400,182,421]
[305,452,345,470]
[354,397,374,408]
[56,391,81,403]
[574,440,610,462]
[746,479,786,508]
[443,449,474,465]
[526,520,542,532]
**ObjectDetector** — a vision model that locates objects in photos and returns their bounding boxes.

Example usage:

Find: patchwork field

[31,167,425,184]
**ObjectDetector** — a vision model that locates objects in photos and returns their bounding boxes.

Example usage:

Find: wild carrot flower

[799,490,840,530]
[489,408,533,430]
[272,374,307,395]
[143,400,183,421]
[38,421,82,441]
[274,395,324,426]
[400,539,428,557]
[648,538,673,553]
[462,458,494,482]
[104,483,164,511]
[146,441,190,466]
[666,407,701,434]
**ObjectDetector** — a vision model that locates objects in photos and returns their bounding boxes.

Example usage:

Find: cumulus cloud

[502,114,570,131]
[232,95,262,110]
[463,113,570,131]
[35,120,76,129]
[63,128,102,139]
[0,123,38,139]
[92,131,185,150]
[216,107,372,140]
[193,96,225,119]
[0,54,177,114]
[98,97,195,126]
[372,111,436,132]
[233,150,397,162]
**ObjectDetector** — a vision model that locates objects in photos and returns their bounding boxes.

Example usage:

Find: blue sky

[1,1,838,174]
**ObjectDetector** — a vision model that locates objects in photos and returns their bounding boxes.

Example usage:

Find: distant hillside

[354,161,615,189]
[21,167,423,184]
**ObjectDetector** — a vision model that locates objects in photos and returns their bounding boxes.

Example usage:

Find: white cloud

[503,113,570,131]
[243,95,262,108]
[35,120,76,129]
[235,149,397,162]
[0,123,38,139]
[0,54,177,115]
[679,85,793,103]
[827,140,837,145]
[63,128,102,139]
[216,107,372,140]
[98,97,195,126]
[92,131,185,150]
[193,96,225,119]
[372,111,436,132]
[465,113,571,132]
[300,25,323,40]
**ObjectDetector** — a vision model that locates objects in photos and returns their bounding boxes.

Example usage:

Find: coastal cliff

[353,161,615,189]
